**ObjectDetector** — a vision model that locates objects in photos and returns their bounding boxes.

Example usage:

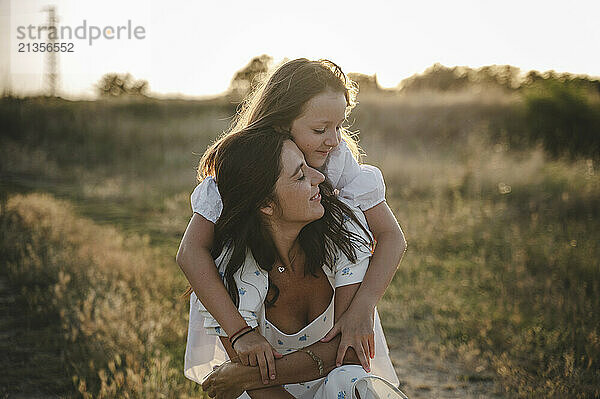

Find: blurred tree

[348,73,380,94]
[398,62,600,96]
[399,63,471,92]
[522,70,545,86]
[521,70,600,97]
[470,65,522,90]
[523,80,600,159]
[97,73,149,98]
[399,63,525,93]
[229,54,273,102]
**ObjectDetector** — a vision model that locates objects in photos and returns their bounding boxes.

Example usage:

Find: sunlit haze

[1,0,599,99]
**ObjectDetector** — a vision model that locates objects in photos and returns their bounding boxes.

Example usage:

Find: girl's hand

[232,329,283,384]
[202,360,246,398]
[320,304,375,372]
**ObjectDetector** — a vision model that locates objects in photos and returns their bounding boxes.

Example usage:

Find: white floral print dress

[184,202,406,398]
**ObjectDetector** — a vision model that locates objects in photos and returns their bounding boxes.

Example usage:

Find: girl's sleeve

[325,139,386,212]
[324,138,361,190]
[333,203,374,288]
[190,176,223,224]
[338,164,386,212]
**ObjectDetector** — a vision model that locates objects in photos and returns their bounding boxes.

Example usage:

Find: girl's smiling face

[289,89,347,169]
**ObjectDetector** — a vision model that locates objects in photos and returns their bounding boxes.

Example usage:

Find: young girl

[177,58,406,385]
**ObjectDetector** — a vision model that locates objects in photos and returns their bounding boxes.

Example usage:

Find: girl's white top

[183,201,400,395]
[190,139,386,223]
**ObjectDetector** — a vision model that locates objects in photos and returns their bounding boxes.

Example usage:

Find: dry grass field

[0,89,598,398]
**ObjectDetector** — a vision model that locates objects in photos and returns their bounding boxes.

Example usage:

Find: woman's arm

[208,336,294,398]
[177,213,281,381]
[321,201,407,365]
[202,334,362,397]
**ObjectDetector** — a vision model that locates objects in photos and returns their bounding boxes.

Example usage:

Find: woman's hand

[202,360,247,398]
[320,302,375,372]
[233,329,283,384]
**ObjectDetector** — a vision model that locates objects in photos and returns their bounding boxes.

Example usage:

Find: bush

[522,81,600,159]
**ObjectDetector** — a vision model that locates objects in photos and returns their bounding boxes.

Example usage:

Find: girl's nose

[324,128,340,148]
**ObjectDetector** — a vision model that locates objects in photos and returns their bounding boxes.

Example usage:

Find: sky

[1,0,599,99]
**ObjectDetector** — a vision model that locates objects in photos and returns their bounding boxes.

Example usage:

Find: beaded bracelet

[297,348,324,376]
[230,327,255,348]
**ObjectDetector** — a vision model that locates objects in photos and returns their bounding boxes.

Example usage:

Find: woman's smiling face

[266,140,326,225]
[289,89,347,169]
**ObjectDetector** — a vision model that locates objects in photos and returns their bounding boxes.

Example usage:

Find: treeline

[364,63,600,160]
[397,63,600,94]
[5,54,599,160]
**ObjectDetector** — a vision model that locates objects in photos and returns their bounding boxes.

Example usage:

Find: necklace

[276,252,298,273]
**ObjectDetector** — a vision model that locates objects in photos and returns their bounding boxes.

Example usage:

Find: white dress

[184,202,406,398]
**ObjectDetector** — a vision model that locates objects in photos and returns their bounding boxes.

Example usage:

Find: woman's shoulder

[214,246,268,289]
[194,246,267,337]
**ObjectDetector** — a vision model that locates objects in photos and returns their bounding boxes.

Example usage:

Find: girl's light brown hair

[197,58,361,182]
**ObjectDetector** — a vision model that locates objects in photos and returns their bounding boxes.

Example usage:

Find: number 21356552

[18,42,74,52]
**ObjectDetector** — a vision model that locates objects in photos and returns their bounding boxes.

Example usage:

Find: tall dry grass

[0,193,200,398]
[376,134,600,397]
[1,91,599,397]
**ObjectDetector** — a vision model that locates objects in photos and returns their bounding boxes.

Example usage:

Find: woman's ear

[274,125,290,134]
[260,203,274,216]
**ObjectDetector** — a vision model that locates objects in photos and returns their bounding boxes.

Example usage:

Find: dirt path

[389,342,502,398]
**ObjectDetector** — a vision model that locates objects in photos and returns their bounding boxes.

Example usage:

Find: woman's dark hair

[201,127,373,307]
[198,58,361,181]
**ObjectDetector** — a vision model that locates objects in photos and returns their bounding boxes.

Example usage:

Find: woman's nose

[323,127,340,148]
[310,167,325,185]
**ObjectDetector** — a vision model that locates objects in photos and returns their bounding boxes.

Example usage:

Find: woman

[177,59,406,383]
[185,128,407,398]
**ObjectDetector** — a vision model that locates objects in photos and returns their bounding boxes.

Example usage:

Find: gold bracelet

[297,348,324,376]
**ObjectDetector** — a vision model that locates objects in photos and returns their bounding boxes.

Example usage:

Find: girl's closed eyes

[312,121,344,135]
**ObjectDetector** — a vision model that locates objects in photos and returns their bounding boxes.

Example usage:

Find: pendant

[278,266,285,273]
